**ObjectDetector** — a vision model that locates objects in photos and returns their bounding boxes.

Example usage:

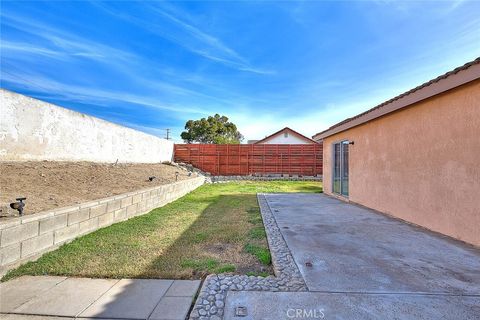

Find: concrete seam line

[146,280,176,320]
[75,278,121,317]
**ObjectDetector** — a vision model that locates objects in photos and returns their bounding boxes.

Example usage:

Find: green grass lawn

[2,181,322,281]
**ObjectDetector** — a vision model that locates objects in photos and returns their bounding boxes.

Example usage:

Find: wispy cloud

[1,8,262,113]
[448,0,467,11]
[92,1,274,75]
[1,69,209,115]
[1,11,134,64]
[1,41,67,59]
[2,1,479,141]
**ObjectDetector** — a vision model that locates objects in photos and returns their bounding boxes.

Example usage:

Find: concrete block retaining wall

[0,89,173,163]
[0,176,205,274]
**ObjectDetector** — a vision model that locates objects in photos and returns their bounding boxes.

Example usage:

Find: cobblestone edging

[189,194,307,320]
[0,176,205,274]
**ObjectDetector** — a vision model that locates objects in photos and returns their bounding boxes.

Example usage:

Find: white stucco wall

[261,130,313,144]
[0,89,173,163]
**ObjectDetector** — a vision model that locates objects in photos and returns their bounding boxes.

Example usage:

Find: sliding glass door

[333,141,349,197]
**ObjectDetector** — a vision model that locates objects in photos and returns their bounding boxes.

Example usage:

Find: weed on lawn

[248,227,267,239]
[244,243,272,265]
[246,271,270,277]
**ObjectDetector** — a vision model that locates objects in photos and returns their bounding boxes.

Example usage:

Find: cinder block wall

[0,89,173,163]
[0,176,204,273]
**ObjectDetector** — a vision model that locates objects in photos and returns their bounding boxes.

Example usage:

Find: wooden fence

[174,144,323,176]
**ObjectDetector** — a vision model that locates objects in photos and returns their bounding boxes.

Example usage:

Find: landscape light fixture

[10,197,26,216]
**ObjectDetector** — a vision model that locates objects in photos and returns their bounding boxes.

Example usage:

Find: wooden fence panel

[174,143,323,176]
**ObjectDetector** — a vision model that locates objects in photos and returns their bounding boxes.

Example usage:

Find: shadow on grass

[136,193,272,280]
[2,181,323,282]
[0,181,323,318]
[2,188,289,281]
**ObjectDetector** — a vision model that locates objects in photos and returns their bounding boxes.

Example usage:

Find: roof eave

[313,59,480,141]
[255,127,318,144]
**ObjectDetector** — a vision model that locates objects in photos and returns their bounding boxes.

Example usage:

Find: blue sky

[1,1,479,142]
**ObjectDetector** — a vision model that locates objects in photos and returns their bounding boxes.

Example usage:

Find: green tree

[181,114,244,144]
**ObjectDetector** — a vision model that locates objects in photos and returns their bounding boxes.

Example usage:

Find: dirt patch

[0,161,197,216]
[201,242,271,274]
[204,243,236,255]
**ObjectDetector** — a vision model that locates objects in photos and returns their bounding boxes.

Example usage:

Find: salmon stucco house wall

[313,58,480,247]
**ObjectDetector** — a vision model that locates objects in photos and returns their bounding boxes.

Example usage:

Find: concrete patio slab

[0,276,66,313]
[79,279,173,319]
[0,316,113,320]
[13,277,118,317]
[1,277,200,320]
[149,297,193,320]
[165,280,201,297]
[216,193,480,319]
[265,193,480,294]
[224,291,480,320]
[0,315,75,320]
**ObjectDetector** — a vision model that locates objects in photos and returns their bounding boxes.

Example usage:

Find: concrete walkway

[225,193,480,319]
[0,276,200,319]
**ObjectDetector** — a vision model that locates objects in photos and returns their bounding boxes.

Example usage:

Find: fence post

[263,144,266,176]
[249,149,251,175]
[276,145,278,174]
[288,145,291,176]
[280,153,282,175]
[301,145,304,176]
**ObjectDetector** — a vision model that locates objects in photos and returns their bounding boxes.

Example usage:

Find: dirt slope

[0,161,197,216]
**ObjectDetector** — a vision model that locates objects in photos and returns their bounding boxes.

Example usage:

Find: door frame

[331,140,349,197]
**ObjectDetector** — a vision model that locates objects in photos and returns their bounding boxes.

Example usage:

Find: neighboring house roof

[313,57,480,140]
[247,140,260,144]
[255,127,318,144]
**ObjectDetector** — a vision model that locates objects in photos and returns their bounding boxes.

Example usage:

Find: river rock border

[189,193,307,320]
